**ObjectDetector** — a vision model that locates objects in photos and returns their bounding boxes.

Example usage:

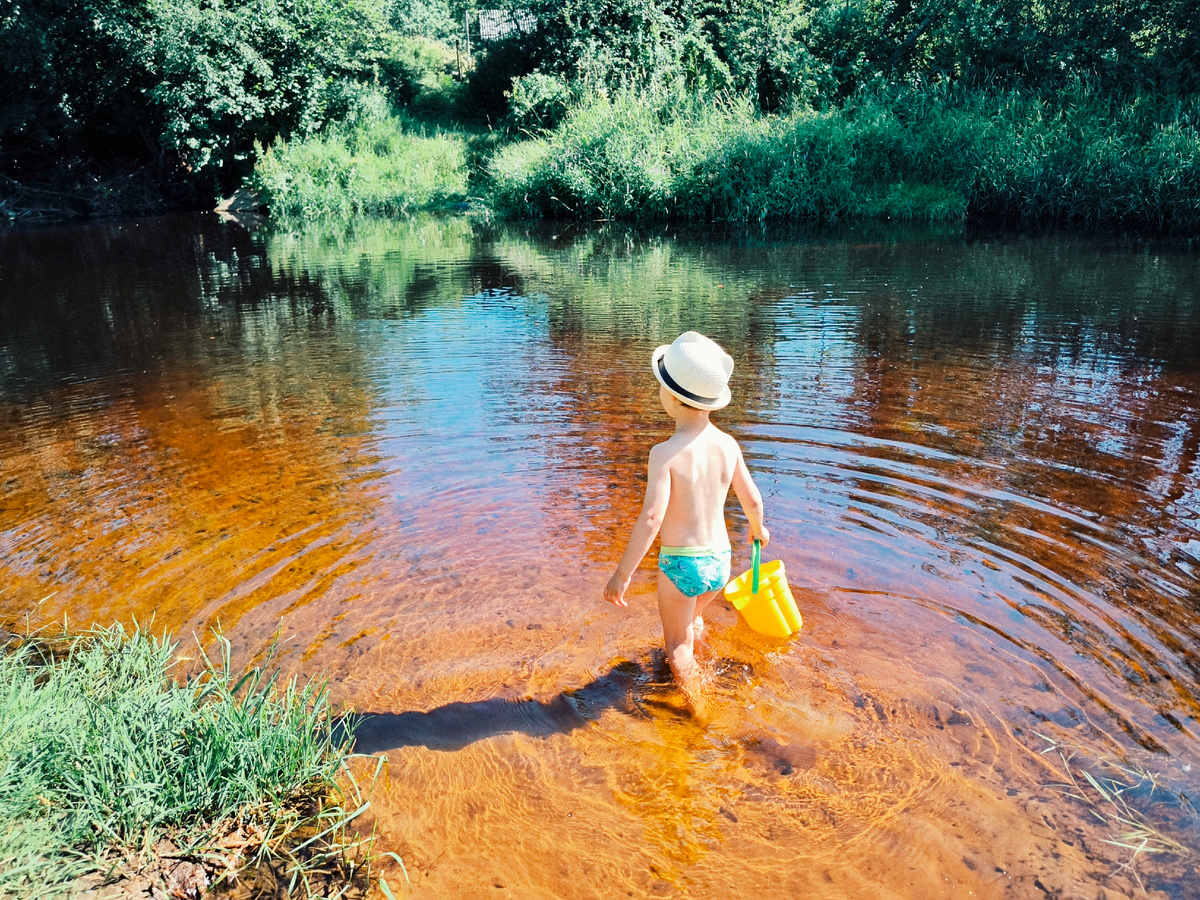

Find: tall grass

[253,94,470,220]
[0,625,370,898]
[487,84,1200,228]
[1035,732,1194,893]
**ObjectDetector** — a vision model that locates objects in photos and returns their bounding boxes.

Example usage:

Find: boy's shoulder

[650,424,740,458]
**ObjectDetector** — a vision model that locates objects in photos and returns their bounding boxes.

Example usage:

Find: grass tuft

[1035,732,1193,895]
[0,624,375,898]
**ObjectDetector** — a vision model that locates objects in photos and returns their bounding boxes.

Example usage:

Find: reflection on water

[1,215,1199,898]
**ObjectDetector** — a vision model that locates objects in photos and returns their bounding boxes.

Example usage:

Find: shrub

[485,83,1200,228]
[505,73,577,134]
[390,0,458,40]
[252,98,469,219]
[139,0,395,187]
[379,36,458,108]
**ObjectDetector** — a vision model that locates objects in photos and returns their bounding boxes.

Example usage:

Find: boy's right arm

[731,444,769,547]
[604,445,672,607]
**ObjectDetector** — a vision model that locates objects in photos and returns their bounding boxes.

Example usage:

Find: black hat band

[658,357,718,405]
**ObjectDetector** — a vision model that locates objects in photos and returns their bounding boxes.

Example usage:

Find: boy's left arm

[604,447,671,607]
[731,443,769,547]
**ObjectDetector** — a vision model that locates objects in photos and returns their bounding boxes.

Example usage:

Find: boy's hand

[753,525,770,548]
[604,572,629,608]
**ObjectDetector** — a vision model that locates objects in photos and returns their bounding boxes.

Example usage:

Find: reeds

[1036,732,1194,895]
[248,79,1199,229]
[0,624,374,898]
[486,83,1200,229]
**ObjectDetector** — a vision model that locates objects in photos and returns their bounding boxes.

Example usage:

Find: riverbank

[5,88,1197,232]
[0,156,206,225]
[10,83,1195,233]
[0,625,378,899]
[250,82,1200,231]
[6,0,1197,232]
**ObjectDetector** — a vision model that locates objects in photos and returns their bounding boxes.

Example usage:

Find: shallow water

[1,215,1198,898]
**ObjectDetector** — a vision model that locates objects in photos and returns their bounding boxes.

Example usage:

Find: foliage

[488,91,759,220]
[0,624,367,897]
[963,85,1200,228]
[0,0,150,152]
[0,0,397,192]
[487,83,1200,228]
[505,73,576,134]
[505,0,1199,110]
[389,0,459,40]
[705,0,830,110]
[3,0,1198,225]
[252,93,469,219]
[379,36,459,108]
[520,0,691,91]
[140,0,395,183]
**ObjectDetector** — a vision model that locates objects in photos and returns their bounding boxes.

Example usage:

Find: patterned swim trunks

[658,546,732,597]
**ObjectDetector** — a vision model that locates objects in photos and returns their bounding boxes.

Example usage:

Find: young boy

[604,331,769,715]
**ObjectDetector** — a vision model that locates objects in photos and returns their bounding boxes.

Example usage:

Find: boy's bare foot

[676,675,711,723]
[673,661,715,724]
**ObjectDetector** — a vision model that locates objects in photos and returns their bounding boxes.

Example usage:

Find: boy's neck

[674,406,711,434]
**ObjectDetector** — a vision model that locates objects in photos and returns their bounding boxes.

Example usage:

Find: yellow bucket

[724,539,802,639]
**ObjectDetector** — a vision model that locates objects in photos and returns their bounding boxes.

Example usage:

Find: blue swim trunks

[658,546,732,597]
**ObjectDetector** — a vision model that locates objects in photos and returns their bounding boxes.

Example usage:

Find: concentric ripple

[1,216,1198,898]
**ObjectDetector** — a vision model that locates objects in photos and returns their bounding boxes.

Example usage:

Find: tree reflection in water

[1,216,1198,898]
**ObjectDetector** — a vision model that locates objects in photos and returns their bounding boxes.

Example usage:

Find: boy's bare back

[604,336,763,619]
[651,423,758,550]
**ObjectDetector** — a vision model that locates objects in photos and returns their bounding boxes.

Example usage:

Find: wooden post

[464,11,472,70]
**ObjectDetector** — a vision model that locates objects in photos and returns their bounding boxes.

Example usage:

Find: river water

[1,214,1198,899]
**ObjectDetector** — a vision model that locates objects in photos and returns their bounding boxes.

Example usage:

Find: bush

[968,86,1200,228]
[0,0,149,153]
[252,97,469,219]
[505,73,576,134]
[0,0,397,195]
[379,36,458,107]
[390,0,458,40]
[487,93,686,219]
[140,0,394,187]
[486,83,1200,228]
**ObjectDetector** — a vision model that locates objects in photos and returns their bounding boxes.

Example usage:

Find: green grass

[485,83,1200,229]
[253,95,470,220]
[0,625,373,898]
[249,78,1200,230]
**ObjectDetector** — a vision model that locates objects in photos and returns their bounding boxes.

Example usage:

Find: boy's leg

[691,589,721,648]
[656,570,700,679]
[657,573,718,719]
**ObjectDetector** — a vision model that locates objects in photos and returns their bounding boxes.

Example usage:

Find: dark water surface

[2,214,1198,898]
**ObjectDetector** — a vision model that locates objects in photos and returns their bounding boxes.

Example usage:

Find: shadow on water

[347,653,818,778]
[349,660,645,754]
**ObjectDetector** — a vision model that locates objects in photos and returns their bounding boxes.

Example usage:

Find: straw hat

[651,332,734,411]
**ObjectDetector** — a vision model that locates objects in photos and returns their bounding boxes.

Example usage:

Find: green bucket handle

[751,538,761,594]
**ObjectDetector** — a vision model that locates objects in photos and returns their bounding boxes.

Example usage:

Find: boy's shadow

[347,654,816,777]
[349,660,654,755]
